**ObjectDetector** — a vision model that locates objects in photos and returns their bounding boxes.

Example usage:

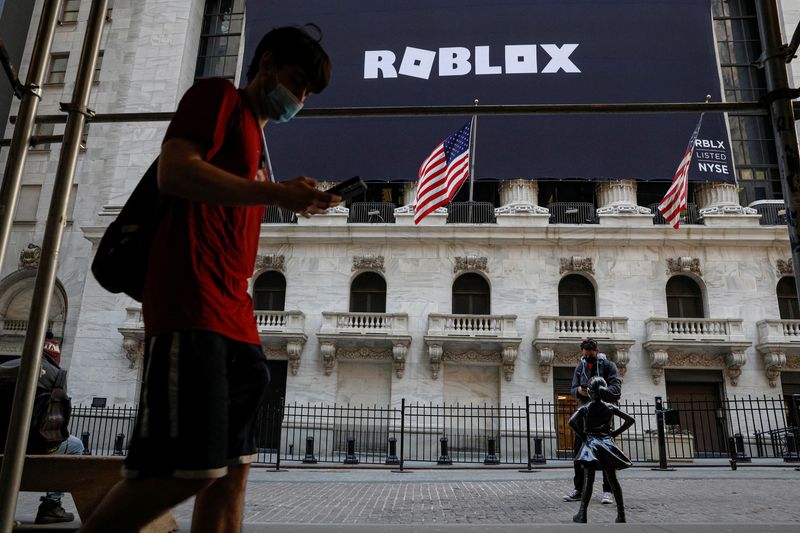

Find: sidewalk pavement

[13,463,800,531]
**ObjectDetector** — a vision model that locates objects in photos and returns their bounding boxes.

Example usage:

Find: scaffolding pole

[756,0,800,310]
[0,0,108,530]
[0,0,62,274]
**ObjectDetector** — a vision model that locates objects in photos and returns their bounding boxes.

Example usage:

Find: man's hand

[274,176,342,216]
[578,386,589,397]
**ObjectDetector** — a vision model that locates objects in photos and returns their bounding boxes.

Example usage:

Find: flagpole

[468,99,478,203]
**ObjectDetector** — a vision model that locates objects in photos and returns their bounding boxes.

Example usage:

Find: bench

[1,455,177,532]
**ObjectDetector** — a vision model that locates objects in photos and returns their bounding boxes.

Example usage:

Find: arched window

[452,273,490,315]
[777,277,800,319]
[558,275,596,316]
[350,272,386,313]
[666,276,704,318]
[253,271,286,311]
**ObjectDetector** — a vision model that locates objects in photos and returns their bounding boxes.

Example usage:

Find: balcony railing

[347,202,396,223]
[319,312,409,336]
[749,200,787,226]
[446,202,497,224]
[645,317,747,344]
[0,319,64,337]
[263,206,298,224]
[649,203,702,225]
[757,319,800,344]
[427,313,517,338]
[536,316,630,339]
[547,202,598,224]
[255,310,305,333]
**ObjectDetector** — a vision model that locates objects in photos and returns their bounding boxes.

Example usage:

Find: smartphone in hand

[325,176,367,201]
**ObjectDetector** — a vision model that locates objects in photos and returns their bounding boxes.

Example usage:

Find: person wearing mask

[562,338,622,506]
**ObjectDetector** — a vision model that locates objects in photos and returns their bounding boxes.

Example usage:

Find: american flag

[658,115,704,229]
[414,121,472,224]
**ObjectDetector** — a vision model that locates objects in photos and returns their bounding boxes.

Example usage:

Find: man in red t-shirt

[81,26,340,533]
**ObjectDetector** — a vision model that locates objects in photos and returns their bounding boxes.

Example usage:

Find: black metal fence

[348,202,397,223]
[547,202,598,224]
[749,201,787,226]
[649,203,703,225]
[262,206,298,224]
[68,395,799,466]
[446,202,497,224]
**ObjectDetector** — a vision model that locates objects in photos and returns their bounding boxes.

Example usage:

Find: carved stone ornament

[19,243,41,269]
[725,350,747,386]
[777,259,793,276]
[612,349,630,379]
[393,342,409,379]
[255,254,285,273]
[444,348,501,364]
[560,256,594,275]
[649,349,669,385]
[454,255,488,274]
[262,345,287,360]
[668,352,723,368]
[537,346,555,383]
[286,340,304,375]
[554,352,581,366]
[494,203,550,215]
[122,337,144,369]
[784,354,800,370]
[761,351,786,388]
[320,341,337,376]
[502,345,518,382]
[428,343,443,379]
[667,257,702,276]
[352,254,385,273]
[338,346,392,361]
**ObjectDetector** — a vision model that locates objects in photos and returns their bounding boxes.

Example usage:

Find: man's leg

[78,477,213,533]
[191,464,250,533]
[36,435,86,524]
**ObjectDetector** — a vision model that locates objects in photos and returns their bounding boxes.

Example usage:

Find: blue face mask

[261,82,303,123]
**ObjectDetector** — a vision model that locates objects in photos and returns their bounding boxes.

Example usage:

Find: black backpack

[0,358,72,454]
[91,159,165,302]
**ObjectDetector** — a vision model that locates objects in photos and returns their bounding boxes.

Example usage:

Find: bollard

[437,435,452,465]
[784,431,799,462]
[651,397,674,471]
[113,433,125,456]
[80,431,91,455]
[728,437,738,470]
[483,437,500,465]
[733,433,751,463]
[385,436,400,465]
[289,444,294,456]
[531,437,547,465]
[302,435,317,464]
[343,436,359,465]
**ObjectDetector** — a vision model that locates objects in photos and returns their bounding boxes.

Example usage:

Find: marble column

[695,183,756,215]
[495,179,548,214]
[595,180,651,215]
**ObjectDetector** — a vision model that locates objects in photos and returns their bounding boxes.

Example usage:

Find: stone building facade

[1,0,799,423]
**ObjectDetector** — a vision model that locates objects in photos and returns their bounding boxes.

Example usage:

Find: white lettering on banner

[363,50,398,78]
[363,44,580,79]
[475,46,502,75]
[698,162,730,174]
[695,139,726,149]
[398,47,437,79]
[439,47,472,76]
[693,138,730,175]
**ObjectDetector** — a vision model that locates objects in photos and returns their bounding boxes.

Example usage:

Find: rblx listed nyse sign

[244,0,734,184]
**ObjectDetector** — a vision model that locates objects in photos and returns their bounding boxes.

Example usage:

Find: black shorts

[123,330,270,479]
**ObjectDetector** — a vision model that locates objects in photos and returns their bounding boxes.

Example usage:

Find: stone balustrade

[755,319,800,387]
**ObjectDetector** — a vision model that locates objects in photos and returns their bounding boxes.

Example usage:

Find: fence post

[302,435,317,464]
[734,433,750,463]
[275,398,285,471]
[343,436,359,465]
[651,396,674,471]
[728,437,738,470]
[392,398,408,473]
[437,435,452,465]
[80,431,91,456]
[385,436,399,465]
[113,433,124,456]
[483,437,500,465]
[525,396,532,470]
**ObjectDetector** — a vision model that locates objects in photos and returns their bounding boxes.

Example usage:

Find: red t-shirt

[143,78,266,344]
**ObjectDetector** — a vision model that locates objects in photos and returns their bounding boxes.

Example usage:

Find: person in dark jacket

[563,338,622,505]
[569,376,635,523]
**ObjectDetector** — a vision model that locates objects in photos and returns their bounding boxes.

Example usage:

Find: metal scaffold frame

[0,0,798,529]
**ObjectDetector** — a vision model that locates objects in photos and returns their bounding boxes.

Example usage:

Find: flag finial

[474,99,479,106]
[705,94,712,103]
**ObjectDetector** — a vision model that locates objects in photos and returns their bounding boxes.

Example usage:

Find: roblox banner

[243,0,734,183]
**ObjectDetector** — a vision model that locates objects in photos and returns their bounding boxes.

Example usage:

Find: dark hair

[588,376,606,399]
[580,338,597,351]
[246,24,331,92]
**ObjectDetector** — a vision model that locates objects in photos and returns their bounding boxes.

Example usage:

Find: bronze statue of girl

[568,376,635,523]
